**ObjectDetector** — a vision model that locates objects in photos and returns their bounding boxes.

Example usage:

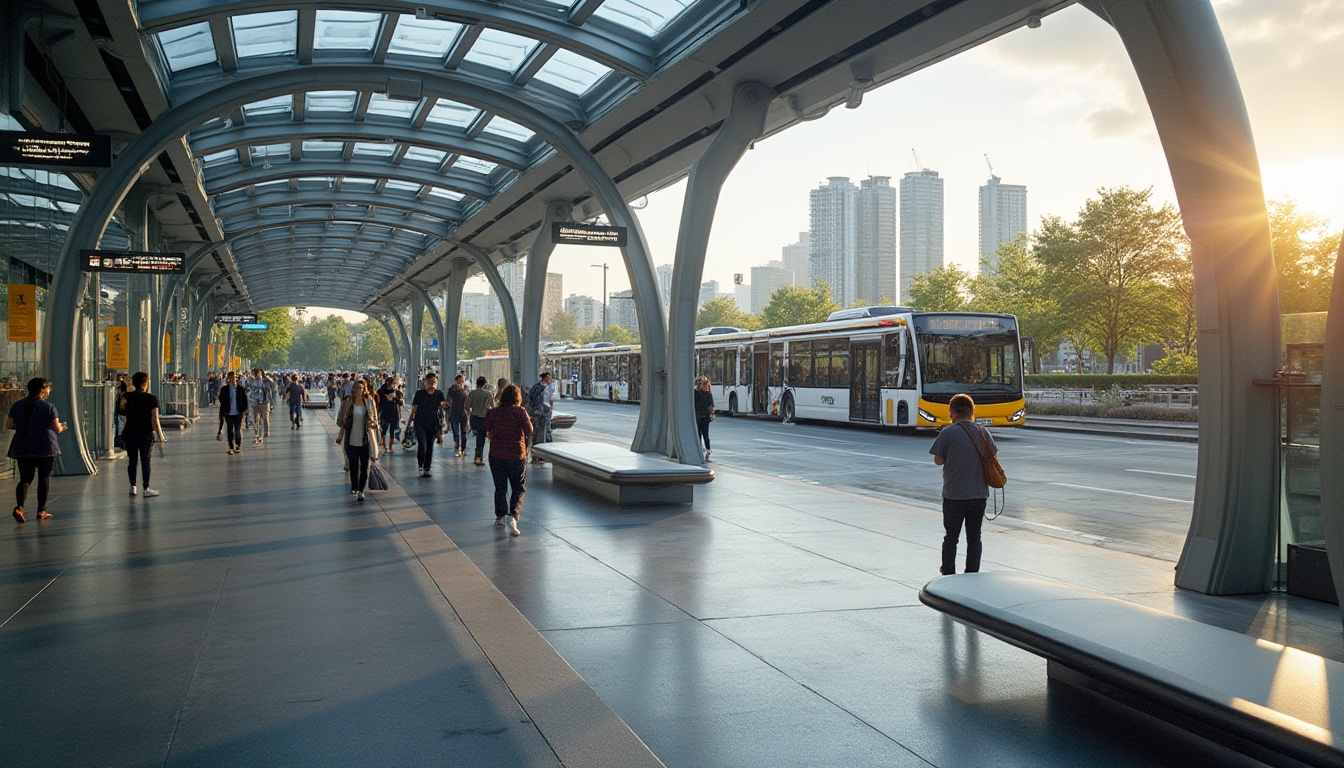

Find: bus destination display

[552,222,627,247]
[80,250,185,274]
[920,315,1013,332]
[238,322,269,331]
[0,131,112,171]
[217,314,259,325]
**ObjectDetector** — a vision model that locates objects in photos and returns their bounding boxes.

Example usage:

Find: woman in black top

[694,377,715,458]
[120,371,167,498]
[7,377,65,522]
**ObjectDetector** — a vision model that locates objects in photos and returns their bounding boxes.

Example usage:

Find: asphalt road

[556,398,1198,563]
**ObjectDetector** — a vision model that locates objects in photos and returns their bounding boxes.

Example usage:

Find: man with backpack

[929,393,1000,576]
[525,372,557,463]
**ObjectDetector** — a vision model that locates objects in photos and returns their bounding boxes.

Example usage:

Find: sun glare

[1262,158,1344,230]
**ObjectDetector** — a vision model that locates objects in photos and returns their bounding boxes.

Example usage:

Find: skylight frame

[462,28,541,74]
[155,22,218,73]
[231,11,300,59]
[386,15,463,58]
[312,10,383,52]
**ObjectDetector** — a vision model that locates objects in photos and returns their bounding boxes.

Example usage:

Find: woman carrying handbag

[335,379,380,502]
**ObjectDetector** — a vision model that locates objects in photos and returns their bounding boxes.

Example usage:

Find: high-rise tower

[979,175,1027,272]
[856,176,897,304]
[809,177,857,306]
[899,169,944,303]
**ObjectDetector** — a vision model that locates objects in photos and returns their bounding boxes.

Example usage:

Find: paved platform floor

[2,408,1339,767]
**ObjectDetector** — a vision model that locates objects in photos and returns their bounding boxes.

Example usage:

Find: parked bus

[458,350,511,389]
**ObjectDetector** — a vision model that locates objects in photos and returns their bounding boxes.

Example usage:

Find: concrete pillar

[389,308,413,380]
[1319,233,1344,624]
[1092,0,1281,594]
[521,202,571,388]
[447,238,522,384]
[408,282,446,377]
[409,294,424,383]
[443,260,470,378]
[666,83,770,463]
[375,314,403,379]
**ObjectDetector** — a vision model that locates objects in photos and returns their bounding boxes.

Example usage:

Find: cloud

[1086,106,1148,138]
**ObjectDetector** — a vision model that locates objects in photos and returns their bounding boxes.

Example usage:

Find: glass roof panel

[341,178,377,190]
[482,116,535,143]
[232,11,299,59]
[352,142,395,158]
[305,91,358,113]
[387,16,462,58]
[301,140,344,154]
[463,29,539,74]
[253,180,289,193]
[250,143,290,162]
[428,187,465,201]
[533,48,614,94]
[313,10,382,51]
[202,149,238,167]
[592,0,696,37]
[452,156,498,175]
[384,180,421,193]
[426,99,479,129]
[404,146,447,164]
[367,93,418,119]
[156,22,217,72]
[242,95,292,118]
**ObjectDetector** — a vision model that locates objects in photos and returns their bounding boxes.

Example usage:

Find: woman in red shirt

[483,384,534,536]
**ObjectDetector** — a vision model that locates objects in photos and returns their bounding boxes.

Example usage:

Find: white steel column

[521,202,571,388]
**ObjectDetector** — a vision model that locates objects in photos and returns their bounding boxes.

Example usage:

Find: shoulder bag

[957,422,1006,519]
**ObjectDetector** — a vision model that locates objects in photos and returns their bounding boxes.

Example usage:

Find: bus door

[752,343,769,414]
[629,352,642,402]
[580,357,593,398]
[850,340,880,422]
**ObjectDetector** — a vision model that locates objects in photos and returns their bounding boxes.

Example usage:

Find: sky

[313,0,1344,323]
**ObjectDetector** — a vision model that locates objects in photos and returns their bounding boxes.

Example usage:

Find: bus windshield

[913,315,1022,395]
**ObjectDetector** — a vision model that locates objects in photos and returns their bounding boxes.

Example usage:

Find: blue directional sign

[238,322,269,331]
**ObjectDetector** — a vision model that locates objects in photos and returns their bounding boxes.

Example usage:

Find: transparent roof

[305,91,358,113]
[453,156,499,175]
[352,142,395,158]
[313,11,382,51]
[593,0,696,37]
[242,95,292,118]
[482,116,535,143]
[404,146,447,165]
[463,29,540,74]
[387,16,462,58]
[301,140,344,154]
[383,180,421,193]
[426,99,480,129]
[534,48,613,94]
[428,187,466,201]
[367,93,418,119]
[232,11,299,59]
[250,143,290,162]
[157,22,216,72]
[202,149,238,167]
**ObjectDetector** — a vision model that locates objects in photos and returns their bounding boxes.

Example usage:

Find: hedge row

[1024,374,1198,390]
[1027,402,1199,422]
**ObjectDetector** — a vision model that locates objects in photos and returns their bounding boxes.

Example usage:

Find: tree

[288,315,351,369]
[542,311,580,343]
[580,324,636,345]
[906,265,970,312]
[969,240,1064,373]
[233,307,294,369]
[1034,187,1184,373]
[757,282,837,328]
[695,295,753,330]
[1269,199,1340,314]
[350,318,392,368]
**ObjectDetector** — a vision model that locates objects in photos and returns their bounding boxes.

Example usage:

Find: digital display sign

[918,315,1014,332]
[0,131,112,171]
[216,313,259,324]
[80,250,185,274]
[552,222,627,247]
[238,322,269,331]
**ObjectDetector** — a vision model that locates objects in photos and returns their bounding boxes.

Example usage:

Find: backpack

[525,381,547,412]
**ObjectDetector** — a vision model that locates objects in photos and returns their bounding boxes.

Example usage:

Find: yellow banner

[108,326,130,369]
[230,356,241,371]
[7,285,37,343]
[207,344,216,368]
[217,346,226,368]
[163,334,171,364]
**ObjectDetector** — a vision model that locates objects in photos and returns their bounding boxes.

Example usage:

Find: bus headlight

[918,408,937,424]
[1008,408,1025,422]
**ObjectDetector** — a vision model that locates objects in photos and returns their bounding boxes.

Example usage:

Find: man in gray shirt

[929,393,998,575]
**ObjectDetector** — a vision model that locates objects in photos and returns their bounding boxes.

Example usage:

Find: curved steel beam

[190,121,529,171]
[138,0,654,80]
[220,208,447,241]
[230,235,425,264]
[204,158,494,201]
[442,237,521,383]
[229,226,430,253]
[405,280,448,377]
[214,189,466,223]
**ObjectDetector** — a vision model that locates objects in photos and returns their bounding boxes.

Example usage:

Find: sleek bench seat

[532,442,714,505]
[920,572,1344,768]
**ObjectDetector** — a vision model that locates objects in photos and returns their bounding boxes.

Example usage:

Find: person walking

[929,394,998,575]
[7,378,65,522]
[376,375,402,455]
[525,372,557,463]
[407,372,447,477]
[447,373,470,458]
[336,379,380,502]
[466,376,495,467]
[483,384,533,536]
[218,371,248,455]
[120,371,167,497]
[249,368,272,445]
[694,376,715,458]
[285,374,307,428]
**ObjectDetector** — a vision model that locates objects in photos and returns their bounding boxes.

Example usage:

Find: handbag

[958,422,1006,519]
[368,460,390,491]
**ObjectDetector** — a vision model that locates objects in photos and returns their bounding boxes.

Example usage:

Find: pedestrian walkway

[2,409,1338,766]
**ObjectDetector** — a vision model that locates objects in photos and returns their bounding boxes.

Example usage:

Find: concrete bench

[531,442,714,505]
[920,572,1344,768]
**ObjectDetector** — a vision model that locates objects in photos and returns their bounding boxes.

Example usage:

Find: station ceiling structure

[5,0,1069,313]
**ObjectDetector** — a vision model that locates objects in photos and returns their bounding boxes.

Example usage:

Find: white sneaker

[129,486,137,496]
[508,517,520,537]
[143,488,160,498]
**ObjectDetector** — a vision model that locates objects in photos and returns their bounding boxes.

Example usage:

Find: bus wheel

[728,394,739,416]
[781,395,795,423]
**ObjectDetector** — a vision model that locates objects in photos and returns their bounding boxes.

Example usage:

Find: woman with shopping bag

[335,379,380,502]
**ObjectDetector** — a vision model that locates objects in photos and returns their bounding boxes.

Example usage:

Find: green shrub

[1026,402,1108,417]
[1103,404,1199,422]
[1024,374,1197,389]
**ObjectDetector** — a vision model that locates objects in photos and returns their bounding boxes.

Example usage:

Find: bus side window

[883,332,902,388]
[900,331,917,389]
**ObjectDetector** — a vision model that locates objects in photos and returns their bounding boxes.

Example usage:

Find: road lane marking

[1126,469,1196,479]
[1050,482,1191,504]
[750,438,927,464]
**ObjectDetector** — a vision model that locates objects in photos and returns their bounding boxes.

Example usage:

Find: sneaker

[129,486,137,496]
[35,510,51,520]
[143,488,160,498]
[494,517,505,526]
[475,458,484,466]
[216,433,222,440]
[357,491,365,502]
[508,517,520,537]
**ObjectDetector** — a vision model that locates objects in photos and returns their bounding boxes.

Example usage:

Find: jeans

[289,402,303,425]
[415,426,438,469]
[470,415,487,459]
[488,457,526,518]
[345,443,370,492]
[253,407,270,438]
[224,414,244,449]
[697,416,712,451]
[449,415,468,451]
[531,409,552,444]
[941,497,987,575]
[126,440,152,487]
[15,456,53,511]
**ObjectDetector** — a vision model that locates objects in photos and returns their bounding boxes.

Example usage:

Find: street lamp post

[592,263,608,342]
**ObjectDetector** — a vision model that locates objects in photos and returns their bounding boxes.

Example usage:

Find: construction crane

[911,149,926,172]
[984,154,995,177]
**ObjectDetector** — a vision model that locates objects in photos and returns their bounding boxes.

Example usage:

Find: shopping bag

[368,460,390,491]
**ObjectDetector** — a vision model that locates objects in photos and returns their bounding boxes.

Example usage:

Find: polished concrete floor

[1,408,1338,767]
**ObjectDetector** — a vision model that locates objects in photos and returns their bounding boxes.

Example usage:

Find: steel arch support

[373,313,403,379]
[445,238,522,383]
[388,307,413,379]
[667,83,770,464]
[522,202,571,388]
[1091,0,1280,594]
[443,260,470,377]
[407,281,447,378]
[44,64,669,464]
[409,294,425,381]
